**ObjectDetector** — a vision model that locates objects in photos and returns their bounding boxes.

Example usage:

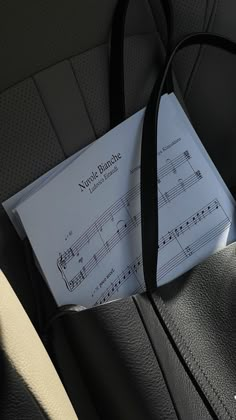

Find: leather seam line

[151,295,233,420]
[135,294,217,420]
[146,0,167,53]
[132,295,180,420]
[185,0,218,99]
[183,0,208,95]
[0,33,156,97]
[69,59,97,139]
[32,76,67,159]
[183,0,215,97]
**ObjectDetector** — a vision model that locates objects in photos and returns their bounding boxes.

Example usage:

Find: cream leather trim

[0,271,78,420]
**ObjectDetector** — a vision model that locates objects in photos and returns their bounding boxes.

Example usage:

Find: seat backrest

[0,0,167,326]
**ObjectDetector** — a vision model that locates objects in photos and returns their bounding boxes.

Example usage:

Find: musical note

[65,212,141,288]
[174,228,179,238]
[158,172,203,209]
[158,200,222,252]
[185,246,193,257]
[158,151,192,182]
[105,241,110,253]
[178,178,186,192]
[196,170,203,180]
[59,186,224,293]
[214,200,219,209]
[95,256,144,305]
[57,184,140,274]
[184,150,191,160]
[80,270,85,280]
[158,217,231,281]
[196,213,201,222]
[161,236,166,246]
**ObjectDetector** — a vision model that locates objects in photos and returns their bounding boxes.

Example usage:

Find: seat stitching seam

[132,295,180,420]
[32,76,66,159]
[68,59,97,139]
[152,295,233,420]
[0,33,156,97]
[185,0,218,99]
[146,0,167,52]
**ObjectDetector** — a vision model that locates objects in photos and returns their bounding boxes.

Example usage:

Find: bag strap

[109,0,174,128]
[142,32,236,293]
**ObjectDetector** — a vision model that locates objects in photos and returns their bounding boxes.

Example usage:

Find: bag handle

[109,0,174,128]
[142,32,236,292]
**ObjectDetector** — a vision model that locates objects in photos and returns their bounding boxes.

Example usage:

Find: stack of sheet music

[4,94,236,308]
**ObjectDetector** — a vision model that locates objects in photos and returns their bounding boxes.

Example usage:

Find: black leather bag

[48,5,236,419]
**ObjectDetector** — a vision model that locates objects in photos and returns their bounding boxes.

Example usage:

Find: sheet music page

[2,146,89,238]
[15,94,236,307]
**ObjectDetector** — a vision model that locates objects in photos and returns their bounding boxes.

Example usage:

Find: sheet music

[3,146,89,238]
[14,94,236,307]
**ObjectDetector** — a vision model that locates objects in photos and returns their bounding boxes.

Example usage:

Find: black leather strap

[109,0,129,128]
[109,0,173,128]
[141,32,236,293]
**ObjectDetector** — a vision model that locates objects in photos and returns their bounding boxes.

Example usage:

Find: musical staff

[95,255,144,305]
[57,170,217,294]
[14,92,236,309]
[57,168,229,298]
[57,184,140,270]
[158,150,191,182]
[57,148,203,293]
[158,171,203,209]
[158,200,220,251]
[158,217,231,281]
[64,212,141,292]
